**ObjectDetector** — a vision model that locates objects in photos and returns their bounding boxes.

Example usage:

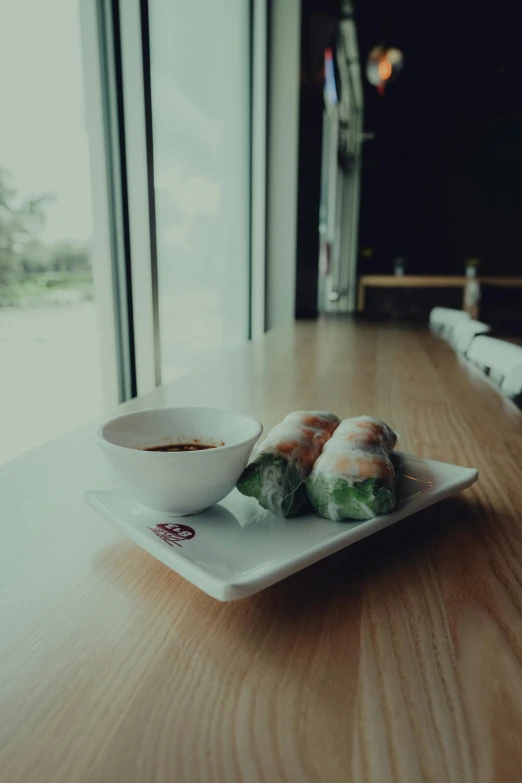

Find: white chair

[429,307,471,340]
[467,336,522,397]
[452,320,491,353]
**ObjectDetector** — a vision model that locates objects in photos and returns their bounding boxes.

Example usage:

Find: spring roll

[307,416,397,521]
[237,411,340,517]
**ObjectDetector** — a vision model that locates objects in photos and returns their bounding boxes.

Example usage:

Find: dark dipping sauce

[142,443,218,452]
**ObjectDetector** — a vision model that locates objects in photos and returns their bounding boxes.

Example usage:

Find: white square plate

[86,452,478,601]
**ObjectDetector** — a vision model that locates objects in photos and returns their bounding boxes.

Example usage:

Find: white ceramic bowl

[94,407,262,515]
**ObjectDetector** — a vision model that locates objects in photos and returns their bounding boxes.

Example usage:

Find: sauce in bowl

[140,443,218,452]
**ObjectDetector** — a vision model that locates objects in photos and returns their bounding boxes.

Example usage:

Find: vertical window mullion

[80,0,137,406]
[250,0,267,339]
[118,0,161,396]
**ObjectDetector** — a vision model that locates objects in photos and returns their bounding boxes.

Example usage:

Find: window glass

[0,0,103,464]
[149,0,250,382]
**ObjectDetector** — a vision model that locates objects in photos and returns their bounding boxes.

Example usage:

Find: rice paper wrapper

[307,416,398,521]
[236,411,340,517]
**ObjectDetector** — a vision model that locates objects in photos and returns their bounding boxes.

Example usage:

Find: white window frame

[250,0,268,339]
[118,0,161,395]
[80,0,137,407]
[265,0,301,330]
[82,0,274,402]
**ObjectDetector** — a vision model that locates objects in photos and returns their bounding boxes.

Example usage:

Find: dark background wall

[295,4,338,318]
[356,0,522,278]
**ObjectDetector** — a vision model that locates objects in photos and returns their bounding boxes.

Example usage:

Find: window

[1,0,272,465]
[0,0,105,464]
[148,0,251,382]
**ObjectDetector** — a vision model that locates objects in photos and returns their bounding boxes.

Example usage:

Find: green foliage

[0,168,92,306]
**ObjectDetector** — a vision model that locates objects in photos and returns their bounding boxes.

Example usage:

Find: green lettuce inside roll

[237,411,340,517]
[306,416,397,521]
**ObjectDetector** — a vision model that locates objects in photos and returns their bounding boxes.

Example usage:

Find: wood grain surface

[2,320,522,783]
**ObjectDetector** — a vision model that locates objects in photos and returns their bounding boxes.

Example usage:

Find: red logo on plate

[149,522,196,548]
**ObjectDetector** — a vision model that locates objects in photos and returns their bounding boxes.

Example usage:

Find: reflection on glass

[149,0,250,382]
[0,0,102,464]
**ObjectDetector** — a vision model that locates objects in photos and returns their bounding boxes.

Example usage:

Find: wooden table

[2,320,522,783]
[357,274,522,318]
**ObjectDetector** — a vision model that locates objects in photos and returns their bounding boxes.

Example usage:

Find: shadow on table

[254,494,484,615]
[92,492,486,665]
